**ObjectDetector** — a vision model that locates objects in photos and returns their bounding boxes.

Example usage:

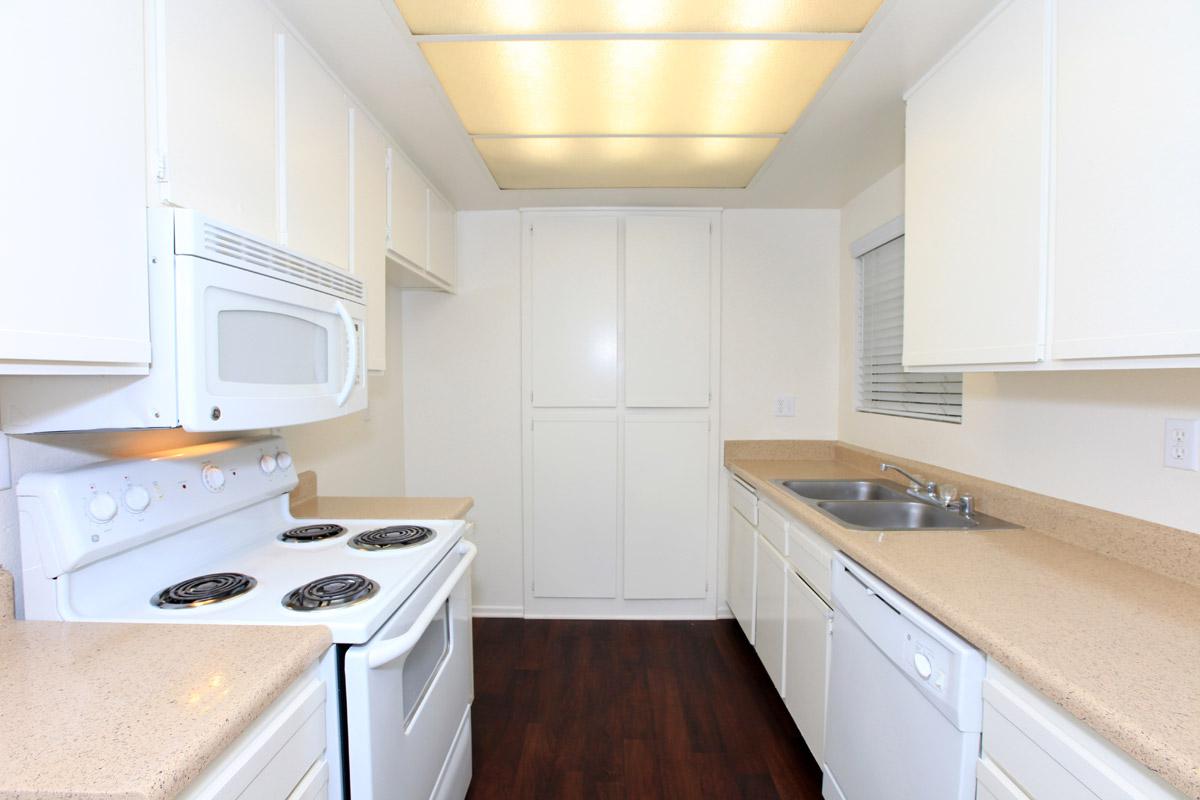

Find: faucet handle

[959,495,975,518]
[937,484,958,505]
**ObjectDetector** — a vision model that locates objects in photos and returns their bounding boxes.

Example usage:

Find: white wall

[283,283,407,495]
[838,166,1200,534]
[721,209,841,440]
[401,211,525,615]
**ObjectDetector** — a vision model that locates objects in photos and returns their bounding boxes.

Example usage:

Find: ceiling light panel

[420,39,851,136]
[474,136,780,189]
[395,0,885,35]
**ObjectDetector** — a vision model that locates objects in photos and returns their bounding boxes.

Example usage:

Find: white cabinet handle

[334,301,358,407]
[366,541,477,669]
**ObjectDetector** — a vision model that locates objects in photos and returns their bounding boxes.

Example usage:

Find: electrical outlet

[775,395,797,417]
[1164,419,1200,470]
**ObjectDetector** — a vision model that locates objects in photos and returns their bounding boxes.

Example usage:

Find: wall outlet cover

[1163,418,1200,471]
[775,395,797,417]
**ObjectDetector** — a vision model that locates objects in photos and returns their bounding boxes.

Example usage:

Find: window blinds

[857,236,962,423]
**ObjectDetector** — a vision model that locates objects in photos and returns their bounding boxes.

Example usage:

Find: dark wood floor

[465,618,823,800]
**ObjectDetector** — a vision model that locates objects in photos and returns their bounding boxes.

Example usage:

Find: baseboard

[472,604,524,618]
[717,602,734,619]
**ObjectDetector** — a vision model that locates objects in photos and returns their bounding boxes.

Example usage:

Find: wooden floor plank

[465,618,822,800]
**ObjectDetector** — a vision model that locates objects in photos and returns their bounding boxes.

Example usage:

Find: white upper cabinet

[0,0,150,372]
[352,108,389,373]
[1050,0,1200,361]
[529,216,620,407]
[904,0,1050,368]
[427,190,457,288]
[155,0,278,242]
[281,33,350,271]
[388,150,429,270]
[624,215,712,406]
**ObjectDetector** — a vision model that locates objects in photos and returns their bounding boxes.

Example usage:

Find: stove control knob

[259,454,277,474]
[913,652,933,680]
[87,492,119,523]
[123,485,151,514]
[202,464,226,492]
[275,451,293,470]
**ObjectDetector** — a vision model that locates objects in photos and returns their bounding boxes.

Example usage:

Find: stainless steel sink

[777,479,909,501]
[769,477,1021,531]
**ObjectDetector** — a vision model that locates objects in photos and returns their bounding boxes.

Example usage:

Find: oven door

[344,540,476,800]
[174,254,366,431]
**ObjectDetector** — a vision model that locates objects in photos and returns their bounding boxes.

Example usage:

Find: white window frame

[852,217,962,424]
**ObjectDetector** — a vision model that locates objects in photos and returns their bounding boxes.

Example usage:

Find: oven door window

[217,310,330,385]
[403,601,450,727]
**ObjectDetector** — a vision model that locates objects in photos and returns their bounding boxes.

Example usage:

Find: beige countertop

[727,453,1200,799]
[289,470,473,520]
[0,620,330,800]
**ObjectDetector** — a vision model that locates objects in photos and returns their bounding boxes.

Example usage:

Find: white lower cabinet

[784,568,832,763]
[728,510,757,644]
[753,534,787,694]
[179,664,327,800]
[982,662,1186,800]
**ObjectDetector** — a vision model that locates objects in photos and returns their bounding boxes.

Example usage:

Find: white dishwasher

[823,553,985,800]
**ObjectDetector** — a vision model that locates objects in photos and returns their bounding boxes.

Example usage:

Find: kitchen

[0,0,1197,798]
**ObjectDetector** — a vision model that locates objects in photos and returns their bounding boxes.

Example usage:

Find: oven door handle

[334,300,359,407]
[366,540,477,669]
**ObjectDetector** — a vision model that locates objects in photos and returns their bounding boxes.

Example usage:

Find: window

[856,230,962,423]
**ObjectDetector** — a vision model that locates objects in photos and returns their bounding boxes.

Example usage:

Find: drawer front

[983,700,1099,800]
[978,756,1032,800]
[730,475,757,525]
[238,699,327,800]
[287,759,329,800]
[757,501,788,555]
[786,517,835,603]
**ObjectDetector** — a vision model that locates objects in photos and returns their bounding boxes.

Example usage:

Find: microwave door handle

[365,541,477,670]
[334,300,358,407]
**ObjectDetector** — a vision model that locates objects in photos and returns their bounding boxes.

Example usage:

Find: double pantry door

[521,211,720,617]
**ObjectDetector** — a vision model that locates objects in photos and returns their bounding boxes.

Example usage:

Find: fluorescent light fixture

[474,136,780,189]
[395,0,885,35]
[421,39,851,136]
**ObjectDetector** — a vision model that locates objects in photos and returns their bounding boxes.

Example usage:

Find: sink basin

[817,500,984,530]
[777,479,910,502]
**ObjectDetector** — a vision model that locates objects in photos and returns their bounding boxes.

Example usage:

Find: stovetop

[58,513,464,644]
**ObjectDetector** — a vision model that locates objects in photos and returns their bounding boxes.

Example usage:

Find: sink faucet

[880,463,935,495]
[880,462,976,519]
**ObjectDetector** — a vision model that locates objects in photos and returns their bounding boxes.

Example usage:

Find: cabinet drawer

[287,759,329,800]
[757,501,787,555]
[983,665,1184,800]
[978,756,1031,800]
[730,475,757,525]
[786,517,835,604]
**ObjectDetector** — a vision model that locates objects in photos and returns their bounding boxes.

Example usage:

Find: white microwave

[0,210,367,433]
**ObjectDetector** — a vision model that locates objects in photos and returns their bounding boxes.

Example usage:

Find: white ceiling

[273,0,999,210]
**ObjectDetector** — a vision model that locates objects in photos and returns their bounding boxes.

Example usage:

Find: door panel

[532,419,618,598]
[389,151,428,269]
[529,216,619,407]
[623,419,709,599]
[624,215,711,406]
[159,0,278,241]
[283,33,350,270]
[754,536,787,694]
[728,511,757,643]
[428,190,456,286]
[785,569,831,762]
[352,109,389,372]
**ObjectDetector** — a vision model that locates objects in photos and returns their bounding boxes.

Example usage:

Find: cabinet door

[754,536,787,694]
[531,420,617,598]
[428,190,457,287]
[0,0,150,369]
[903,0,1050,367]
[282,33,350,270]
[785,569,832,763]
[623,420,709,599]
[352,108,389,372]
[389,151,428,269]
[157,0,278,241]
[529,216,619,407]
[1051,0,1200,360]
[624,216,711,406]
[728,512,757,644]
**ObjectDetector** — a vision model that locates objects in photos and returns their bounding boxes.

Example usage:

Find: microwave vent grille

[201,224,364,303]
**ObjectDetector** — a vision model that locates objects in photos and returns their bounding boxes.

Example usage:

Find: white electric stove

[17,435,475,800]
